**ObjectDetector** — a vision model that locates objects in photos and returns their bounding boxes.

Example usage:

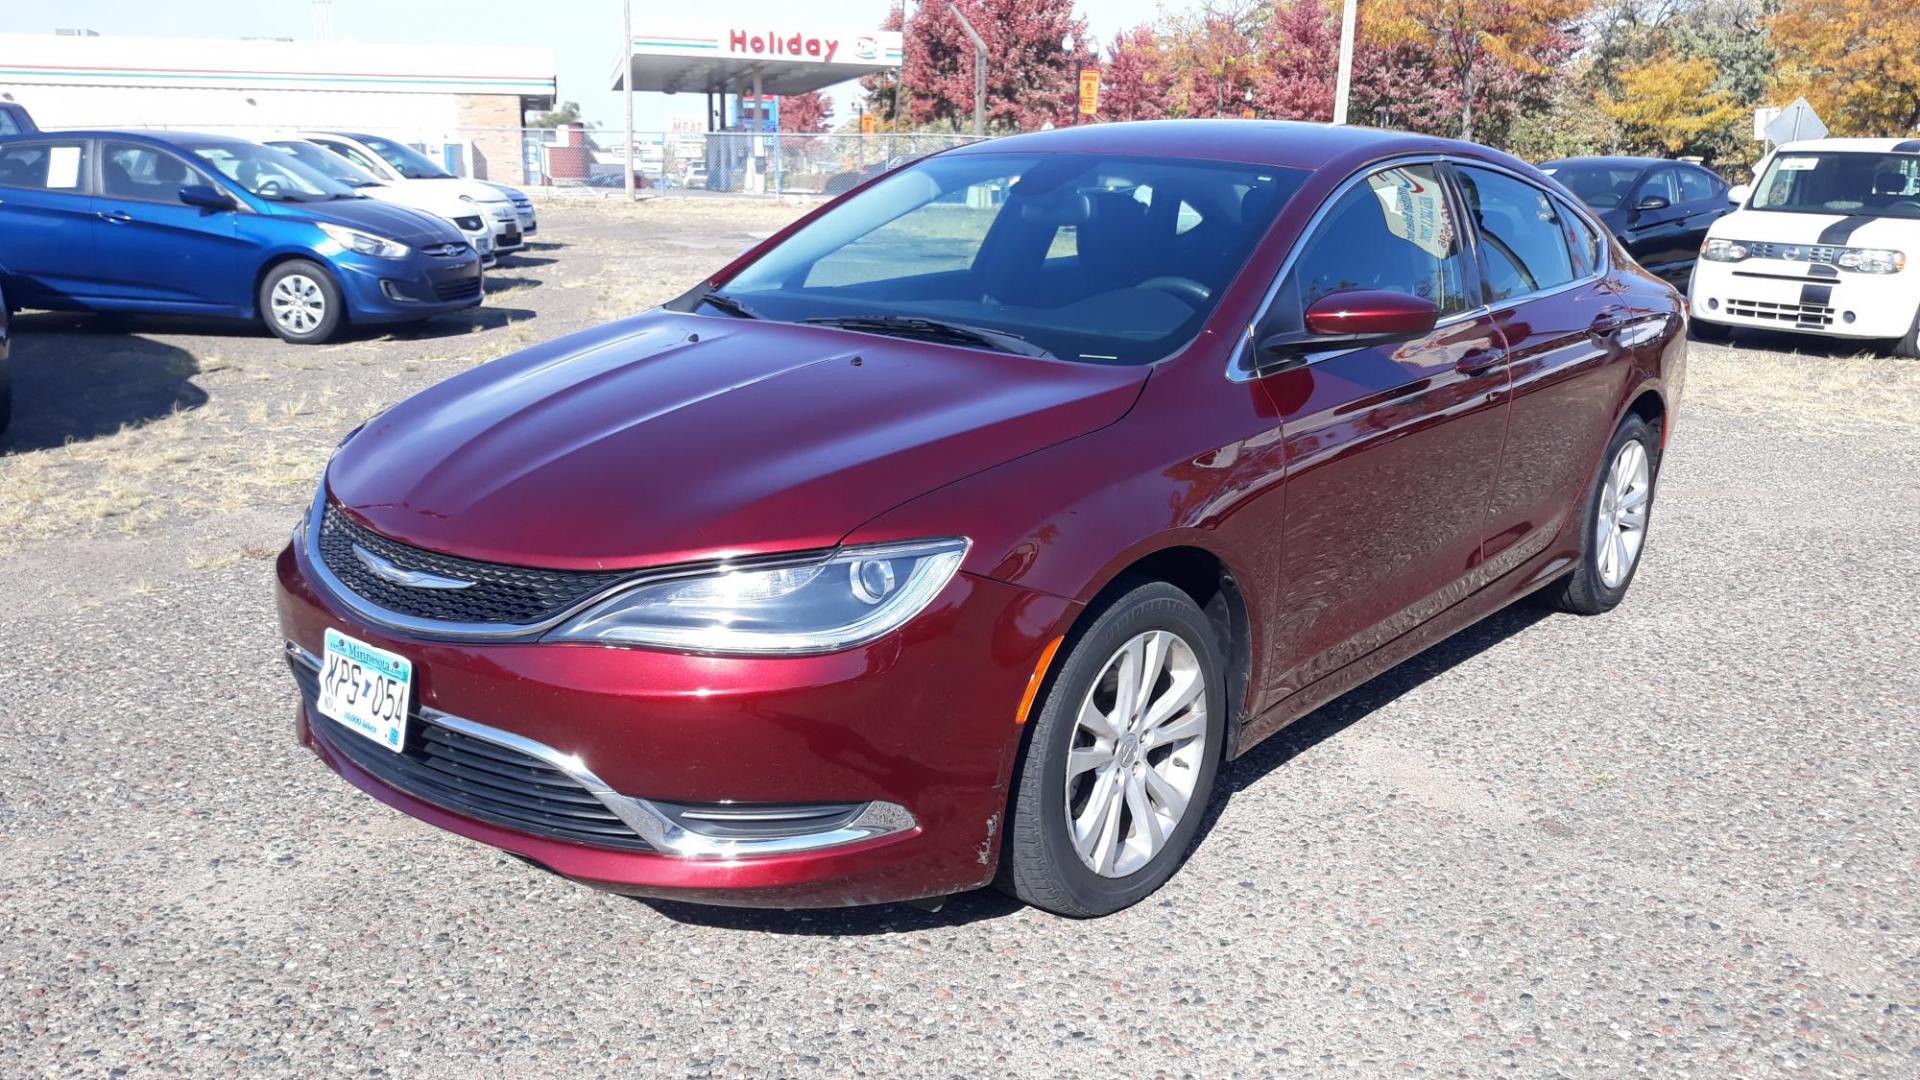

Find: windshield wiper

[799,315,1054,359]
[699,291,761,319]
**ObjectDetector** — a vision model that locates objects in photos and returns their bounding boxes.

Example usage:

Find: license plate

[317,628,412,753]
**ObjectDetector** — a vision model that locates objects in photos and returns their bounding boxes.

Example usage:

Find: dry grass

[1686,342,1920,435]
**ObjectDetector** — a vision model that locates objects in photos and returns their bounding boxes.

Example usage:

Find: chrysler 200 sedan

[276,121,1685,917]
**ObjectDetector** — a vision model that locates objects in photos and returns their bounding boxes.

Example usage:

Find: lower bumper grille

[432,276,482,302]
[1725,297,1834,326]
[291,654,654,851]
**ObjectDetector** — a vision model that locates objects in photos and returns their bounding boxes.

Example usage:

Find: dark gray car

[1543,156,1731,290]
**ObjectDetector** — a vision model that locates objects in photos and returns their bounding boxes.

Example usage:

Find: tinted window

[102,141,206,204]
[1544,163,1642,210]
[356,134,453,180]
[189,142,352,201]
[313,138,386,176]
[1560,200,1604,279]
[0,140,89,194]
[1638,167,1680,205]
[722,152,1309,365]
[1678,168,1718,203]
[0,113,19,137]
[1291,163,1471,315]
[1457,166,1579,301]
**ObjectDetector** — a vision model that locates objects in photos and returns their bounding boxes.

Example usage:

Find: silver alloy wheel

[1064,629,1208,878]
[270,273,326,335]
[1595,438,1651,589]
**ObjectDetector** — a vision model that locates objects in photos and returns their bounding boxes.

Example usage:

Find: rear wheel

[1544,414,1658,615]
[1891,307,1920,359]
[260,260,343,344]
[1690,318,1733,344]
[998,581,1225,917]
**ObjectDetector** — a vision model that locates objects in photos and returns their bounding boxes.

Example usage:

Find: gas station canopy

[610,19,903,97]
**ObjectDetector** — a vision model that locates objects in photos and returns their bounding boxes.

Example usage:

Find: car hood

[1710,208,1919,248]
[287,197,464,246]
[362,184,473,220]
[405,176,516,207]
[326,312,1149,570]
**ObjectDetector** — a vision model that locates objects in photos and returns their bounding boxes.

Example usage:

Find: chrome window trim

[289,641,917,858]
[1229,154,1610,383]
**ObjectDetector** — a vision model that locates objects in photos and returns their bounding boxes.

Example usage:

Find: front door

[90,140,243,311]
[0,138,100,306]
[1250,162,1512,700]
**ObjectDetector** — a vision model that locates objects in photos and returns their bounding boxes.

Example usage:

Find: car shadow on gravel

[635,601,1556,935]
[2,314,207,453]
[1692,325,1891,358]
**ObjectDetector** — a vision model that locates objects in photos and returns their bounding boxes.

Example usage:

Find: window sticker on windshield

[1776,157,1819,172]
[47,146,81,189]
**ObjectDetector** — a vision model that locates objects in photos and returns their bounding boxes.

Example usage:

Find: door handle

[1455,347,1503,375]
[1589,308,1631,340]
[97,210,133,223]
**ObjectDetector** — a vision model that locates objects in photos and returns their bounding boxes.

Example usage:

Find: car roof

[22,129,260,149]
[943,119,1534,174]
[1775,137,1920,154]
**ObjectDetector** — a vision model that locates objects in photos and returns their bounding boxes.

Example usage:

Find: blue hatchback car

[0,131,482,343]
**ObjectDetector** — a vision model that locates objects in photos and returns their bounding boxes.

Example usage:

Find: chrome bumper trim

[287,641,916,858]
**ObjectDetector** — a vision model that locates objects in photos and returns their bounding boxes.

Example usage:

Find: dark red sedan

[277,121,1684,917]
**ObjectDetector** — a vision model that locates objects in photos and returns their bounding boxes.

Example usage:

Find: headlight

[317,222,409,259]
[545,538,969,654]
[1837,247,1905,274]
[1701,237,1749,262]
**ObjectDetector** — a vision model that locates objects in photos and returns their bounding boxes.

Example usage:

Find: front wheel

[998,581,1226,917]
[1690,318,1733,344]
[1891,307,1920,359]
[1543,414,1659,615]
[260,260,343,344]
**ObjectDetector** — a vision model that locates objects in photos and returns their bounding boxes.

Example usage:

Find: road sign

[1752,106,1780,141]
[1764,98,1828,146]
[1078,66,1101,116]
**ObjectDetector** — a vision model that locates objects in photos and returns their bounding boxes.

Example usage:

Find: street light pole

[623,0,635,199]
[948,2,987,137]
[1332,0,1357,125]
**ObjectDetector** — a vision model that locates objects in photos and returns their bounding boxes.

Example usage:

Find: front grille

[1744,242,1842,265]
[421,242,469,258]
[432,276,482,301]
[291,656,653,851]
[316,503,629,626]
[1726,297,1834,326]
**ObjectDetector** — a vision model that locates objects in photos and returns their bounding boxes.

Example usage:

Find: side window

[1290,163,1471,316]
[318,139,382,175]
[1638,167,1680,206]
[101,141,205,204]
[1559,200,1604,279]
[1678,168,1717,203]
[0,140,90,193]
[0,113,18,137]
[1456,166,1579,302]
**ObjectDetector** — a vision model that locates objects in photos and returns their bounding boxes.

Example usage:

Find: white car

[481,180,537,237]
[1691,138,1920,356]
[266,139,496,267]
[297,131,525,256]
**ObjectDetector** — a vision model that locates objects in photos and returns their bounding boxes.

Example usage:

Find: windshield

[269,140,380,187]
[190,142,355,201]
[1753,151,1920,219]
[719,152,1308,364]
[357,135,453,180]
[1543,163,1644,210]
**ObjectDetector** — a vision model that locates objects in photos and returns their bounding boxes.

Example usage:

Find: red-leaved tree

[901,0,1091,131]
[1099,25,1176,121]
[778,91,834,133]
[1253,0,1340,120]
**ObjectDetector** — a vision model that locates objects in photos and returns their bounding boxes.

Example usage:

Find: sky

[21,0,1166,130]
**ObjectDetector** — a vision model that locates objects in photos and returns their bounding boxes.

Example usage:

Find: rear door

[90,140,244,311]
[1454,164,1639,573]
[0,137,100,305]
[1623,166,1691,282]
[1674,166,1729,271]
[1249,161,1513,699]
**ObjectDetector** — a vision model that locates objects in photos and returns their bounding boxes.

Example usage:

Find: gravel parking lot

[2,198,1916,1078]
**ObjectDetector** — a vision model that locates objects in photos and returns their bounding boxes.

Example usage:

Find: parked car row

[0,106,539,346]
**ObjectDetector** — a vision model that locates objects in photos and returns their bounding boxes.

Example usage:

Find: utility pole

[948,2,986,137]
[1332,0,1357,125]
[623,0,635,200]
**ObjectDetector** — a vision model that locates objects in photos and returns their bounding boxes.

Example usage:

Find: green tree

[527,101,583,129]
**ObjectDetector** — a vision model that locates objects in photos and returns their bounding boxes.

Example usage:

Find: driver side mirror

[179,183,236,211]
[1634,193,1671,212]
[1727,183,1752,206]
[1257,290,1441,369]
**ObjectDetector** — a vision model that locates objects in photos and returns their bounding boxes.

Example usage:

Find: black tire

[1690,318,1733,344]
[1891,307,1920,359]
[259,260,344,344]
[997,580,1226,917]
[1543,414,1659,616]
[0,356,10,442]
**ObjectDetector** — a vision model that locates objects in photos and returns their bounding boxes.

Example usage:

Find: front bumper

[487,208,525,253]
[1689,260,1918,339]
[274,538,1074,907]
[328,248,483,324]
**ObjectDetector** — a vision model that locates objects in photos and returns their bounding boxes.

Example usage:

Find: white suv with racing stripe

[1690,138,1920,357]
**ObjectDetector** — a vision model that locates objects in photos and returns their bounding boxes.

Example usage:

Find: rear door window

[1455,166,1580,302]
[0,140,90,194]
[1678,168,1718,204]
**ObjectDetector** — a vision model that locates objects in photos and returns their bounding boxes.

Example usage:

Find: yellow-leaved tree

[1367,0,1594,143]
[1605,53,1745,157]
[1770,0,1920,135]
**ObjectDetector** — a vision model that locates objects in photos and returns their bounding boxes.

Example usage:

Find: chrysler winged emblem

[351,543,475,590]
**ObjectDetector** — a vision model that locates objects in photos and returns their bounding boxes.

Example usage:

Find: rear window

[0,140,88,193]
[1544,163,1644,210]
